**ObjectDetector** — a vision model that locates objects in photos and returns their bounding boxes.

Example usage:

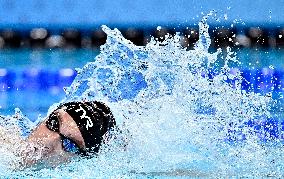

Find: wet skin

[22,109,86,168]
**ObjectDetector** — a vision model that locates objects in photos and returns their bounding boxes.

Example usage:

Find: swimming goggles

[45,111,84,155]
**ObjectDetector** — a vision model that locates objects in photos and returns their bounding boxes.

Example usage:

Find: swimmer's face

[23,109,86,168]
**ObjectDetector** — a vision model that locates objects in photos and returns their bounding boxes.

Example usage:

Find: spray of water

[1,15,283,177]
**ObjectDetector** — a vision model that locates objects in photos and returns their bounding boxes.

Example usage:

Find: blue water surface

[0,48,284,121]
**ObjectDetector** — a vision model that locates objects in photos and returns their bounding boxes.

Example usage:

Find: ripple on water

[1,14,284,178]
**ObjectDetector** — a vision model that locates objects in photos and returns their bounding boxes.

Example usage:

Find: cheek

[21,139,62,166]
[42,144,76,165]
[32,136,63,159]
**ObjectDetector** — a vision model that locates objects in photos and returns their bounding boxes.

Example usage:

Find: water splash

[1,17,284,177]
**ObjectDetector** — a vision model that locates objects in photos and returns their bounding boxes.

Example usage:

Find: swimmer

[17,101,116,169]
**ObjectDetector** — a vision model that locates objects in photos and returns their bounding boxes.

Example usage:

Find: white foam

[1,17,282,177]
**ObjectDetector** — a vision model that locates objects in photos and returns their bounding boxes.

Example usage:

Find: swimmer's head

[24,101,115,168]
[57,101,116,155]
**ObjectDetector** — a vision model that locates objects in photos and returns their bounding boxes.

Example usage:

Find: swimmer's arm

[0,114,24,142]
[0,124,27,169]
[0,125,23,143]
[0,116,37,169]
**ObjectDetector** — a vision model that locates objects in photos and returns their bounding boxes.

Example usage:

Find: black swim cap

[58,101,116,155]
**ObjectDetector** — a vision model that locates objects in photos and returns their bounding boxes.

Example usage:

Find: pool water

[1,21,284,177]
[0,49,98,70]
[0,49,99,120]
[1,48,284,120]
